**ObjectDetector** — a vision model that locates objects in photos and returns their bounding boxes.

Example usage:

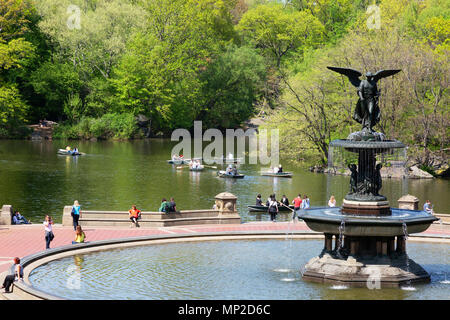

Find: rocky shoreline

[309,164,438,179]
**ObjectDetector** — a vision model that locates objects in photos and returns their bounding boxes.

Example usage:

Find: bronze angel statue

[327,67,401,132]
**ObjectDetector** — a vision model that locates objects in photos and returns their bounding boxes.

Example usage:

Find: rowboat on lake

[167,159,188,165]
[167,157,202,165]
[217,170,244,179]
[261,172,293,178]
[189,165,204,171]
[247,204,295,212]
[57,149,84,156]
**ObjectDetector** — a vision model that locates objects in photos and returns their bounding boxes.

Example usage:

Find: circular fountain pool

[28,239,449,300]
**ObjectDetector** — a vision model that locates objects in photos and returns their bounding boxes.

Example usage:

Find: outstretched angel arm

[373,69,401,82]
[327,66,362,87]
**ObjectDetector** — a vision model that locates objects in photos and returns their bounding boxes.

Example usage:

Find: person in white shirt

[43,215,54,249]
[328,195,336,207]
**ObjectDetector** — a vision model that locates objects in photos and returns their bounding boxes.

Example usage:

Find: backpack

[163,202,170,213]
[268,201,277,213]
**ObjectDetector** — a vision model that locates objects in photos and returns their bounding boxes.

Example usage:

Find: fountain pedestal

[302,250,430,288]
[341,199,391,216]
[300,205,437,287]
[299,136,438,287]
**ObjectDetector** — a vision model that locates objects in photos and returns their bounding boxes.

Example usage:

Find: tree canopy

[0,0,447,169]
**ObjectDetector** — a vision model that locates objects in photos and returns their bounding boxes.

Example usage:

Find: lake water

[28,239,450,300]
[0,139,448,223]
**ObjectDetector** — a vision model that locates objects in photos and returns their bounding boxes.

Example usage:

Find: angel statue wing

[327,66,362,87]
[373,69,402,82]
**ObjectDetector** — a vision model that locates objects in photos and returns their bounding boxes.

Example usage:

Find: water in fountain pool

[28,239,450,300]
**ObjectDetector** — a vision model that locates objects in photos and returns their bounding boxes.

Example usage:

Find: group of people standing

[43,200,85,250]
[256,193,310,222]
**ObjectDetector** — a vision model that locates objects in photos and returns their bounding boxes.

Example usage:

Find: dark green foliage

[199,45,267,128]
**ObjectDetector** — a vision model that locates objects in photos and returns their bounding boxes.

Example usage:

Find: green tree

[0,84,28,127]
[32,0,147,121]
[112,0,237,131]
[290,0,362,40]
[30,62,82,120]
[35,0,147,80]
[0,0,34,41]
[265,0,449,166]
[200,45,267,128]
[0,0,37,135]
[236,3,325,68]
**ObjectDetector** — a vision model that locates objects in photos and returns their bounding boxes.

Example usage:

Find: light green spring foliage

[0,0,447,151]
[0,84,28,125]
[236,3,325,68]
[33,0,148,120]
[35,0,147,79]
[112,0,265,130]
[32,0,266,132]
[264,0,449,165]
[0,0,36,131]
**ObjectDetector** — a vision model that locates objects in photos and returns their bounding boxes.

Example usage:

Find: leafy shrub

[53,113,140,140]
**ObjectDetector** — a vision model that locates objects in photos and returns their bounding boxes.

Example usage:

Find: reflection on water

[28,240,450,300]
[0,140,448,223]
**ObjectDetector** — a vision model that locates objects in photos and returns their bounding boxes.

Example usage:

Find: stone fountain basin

[299,207,438,237]
[329,139,406,153]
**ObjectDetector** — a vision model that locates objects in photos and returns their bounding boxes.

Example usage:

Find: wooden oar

[203,165,218,169]
[279,202,295,212]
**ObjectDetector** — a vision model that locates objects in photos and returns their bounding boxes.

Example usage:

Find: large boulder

[135,114,151,138]
[408,165,434,179]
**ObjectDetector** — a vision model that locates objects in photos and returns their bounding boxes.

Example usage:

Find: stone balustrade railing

[2,193,448,225]
[62,192,241,227]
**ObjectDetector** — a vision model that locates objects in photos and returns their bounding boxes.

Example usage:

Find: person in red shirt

[129,205,141,228]
[292,194,302,221]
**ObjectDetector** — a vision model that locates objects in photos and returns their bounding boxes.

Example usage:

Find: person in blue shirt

[423,200,433,214]
[12,211,31,224]
[301,195,310,209]
[71,200,82,230]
